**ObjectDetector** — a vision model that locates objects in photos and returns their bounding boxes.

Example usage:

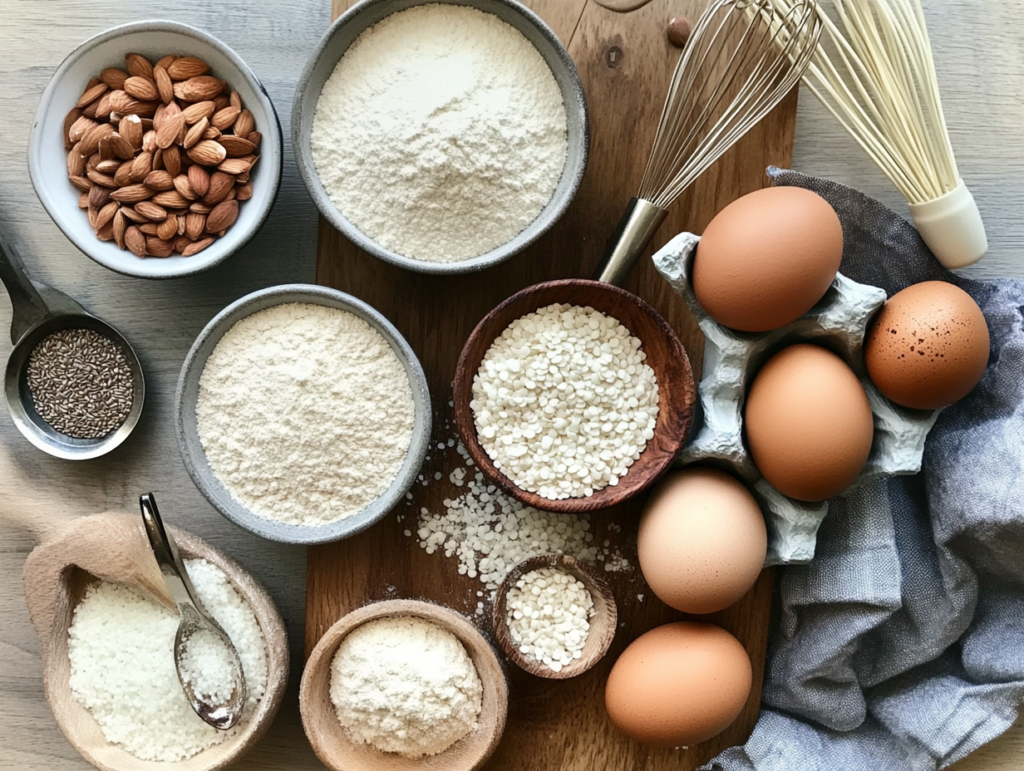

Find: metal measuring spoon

[0,229,144,459]
[140,493,247,730]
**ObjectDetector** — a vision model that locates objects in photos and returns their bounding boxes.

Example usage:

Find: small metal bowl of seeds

[29,20,282,279]
[176,284,432,545]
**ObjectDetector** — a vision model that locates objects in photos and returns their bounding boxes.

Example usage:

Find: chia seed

[26,328,133,439]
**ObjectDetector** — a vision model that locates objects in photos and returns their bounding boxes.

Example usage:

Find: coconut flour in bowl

[310,3,569,263]
[195,302,416,527]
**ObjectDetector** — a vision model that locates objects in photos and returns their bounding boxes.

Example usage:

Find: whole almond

[139,223,161,236]
[236,182,253,201]
[183,117,208,149]
[122,100,159,118]
[173,174,198,201]
[82,101,100,119]
[96,222,115,242]
[163,145,182,177]
[114,161,134,187]
[233,109,254,138]
[95,201,119,231]
[173,76,225,103]
[78,192,90,209]
[76,82,108,108]
[202,126,222,141]
[79,122,115,156]
[119,114,144,150]
[113,209,127,249]
[108,133,135,160]
[203,172,235,205]
[185,212,206,240]
[142,130,157,154]
[188,165,210,197]
[146,237,174,257]
[212,95,230,111]
[100,68,129,90]
[157,214,178,241]
[96,159,121,175]
[217,158,252,175]
[183,236,215,257]
[108,89,133,113]
[156,112,185,149]
[153,190,189,209]
[211,106,240,131]
[229,91,241,110]
[67,148,86,177]
[247,131,262,147]
[130,152,153,181]
[219,135,256,158]
[155,54,178,71]
[68,116,96,144]
[187,140,227,166]
[125,225,146,257]
[182,100,216,124]
[167,56,210,81]
[95,91,114,117]
[124,76,158,102]
[189,202,212,214]
[87,169,117,188]
[111,184,154,203]
[205,199,238,233]
[136,201,168,221]
[154,65,174,104]
[88,184,110,210]
[87,206,100,230]
[63,107,83,149]
[125,53,153,80]
[69,175,92,192]
[143,170,175,191]
[121,207,148,223]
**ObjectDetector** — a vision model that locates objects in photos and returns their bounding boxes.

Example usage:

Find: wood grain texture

[299,600,508,771]
[452,279,696,514]
[491,554,618,680]
[2,1,1024,770]
[310,0,794,768]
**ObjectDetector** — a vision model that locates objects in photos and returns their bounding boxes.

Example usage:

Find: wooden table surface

[0,1,1021,769]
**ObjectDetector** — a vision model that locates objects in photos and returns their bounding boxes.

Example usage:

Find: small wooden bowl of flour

[300,599,508,771]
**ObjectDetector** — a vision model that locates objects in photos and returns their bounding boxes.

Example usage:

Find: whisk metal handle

[595,198,668,286]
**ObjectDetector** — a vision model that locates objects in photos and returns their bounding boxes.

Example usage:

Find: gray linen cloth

[704,168,1024,770]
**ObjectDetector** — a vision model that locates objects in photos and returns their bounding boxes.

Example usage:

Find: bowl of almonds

[29,20,282,279]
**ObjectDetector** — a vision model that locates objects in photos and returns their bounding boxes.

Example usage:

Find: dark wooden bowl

[491,554,617,680]
[453,279,696,513]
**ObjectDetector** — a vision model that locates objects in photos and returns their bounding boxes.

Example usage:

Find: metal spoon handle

[0,230,52,345]
[140,492,211,618]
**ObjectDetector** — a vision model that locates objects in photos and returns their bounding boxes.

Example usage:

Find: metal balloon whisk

[597,0,822,285]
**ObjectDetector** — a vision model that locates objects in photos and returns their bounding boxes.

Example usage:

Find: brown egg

[605,622,752,747]
[865,281,990,410]
[745,344,874,502]
[693,187,843,332]
[638,468,766,614]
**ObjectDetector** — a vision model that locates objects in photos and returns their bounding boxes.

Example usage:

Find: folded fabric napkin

[703,169,1024,770]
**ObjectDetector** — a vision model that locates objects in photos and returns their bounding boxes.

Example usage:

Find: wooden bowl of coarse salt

[300,599,508,771]
[492,553,618,680]
[453,278,697,514]
[22,511,289,771]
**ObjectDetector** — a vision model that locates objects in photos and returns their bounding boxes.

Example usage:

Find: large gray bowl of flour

[176,284,432,545]
[292,0,589,275]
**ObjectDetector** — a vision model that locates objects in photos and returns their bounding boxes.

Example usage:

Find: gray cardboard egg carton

[653,233,939,565]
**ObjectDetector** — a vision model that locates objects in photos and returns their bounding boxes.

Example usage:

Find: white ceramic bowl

[29,20,282,279]
[292,0,589,275]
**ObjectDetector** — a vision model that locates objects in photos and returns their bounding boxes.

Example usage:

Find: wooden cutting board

[310,0,798,768]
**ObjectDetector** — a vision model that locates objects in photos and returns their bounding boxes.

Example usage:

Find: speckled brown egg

[605,622,752,747]
[745,344,874,502]
[693,187,843,332]
[865,281,990,410]
[638,468,766,614]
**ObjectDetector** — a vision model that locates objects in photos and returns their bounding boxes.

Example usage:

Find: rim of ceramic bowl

[175,284,432,545]
[291,0,590,275]
[28,20,283,279]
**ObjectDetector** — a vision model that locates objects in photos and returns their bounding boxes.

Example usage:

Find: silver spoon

[0,228,145,459]
[140,492,247,730]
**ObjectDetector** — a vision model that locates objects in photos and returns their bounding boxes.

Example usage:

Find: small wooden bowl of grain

[453,278,697,514]
[300,599,508,771]
[492,553,618,680]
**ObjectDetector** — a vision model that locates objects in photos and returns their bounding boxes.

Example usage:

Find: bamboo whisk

[772,0,987,268]
[597,0,821,285]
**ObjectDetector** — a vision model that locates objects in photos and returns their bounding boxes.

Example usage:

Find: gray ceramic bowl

[176,284,432,544]
[29,20,283,279]
[292,0,589,275]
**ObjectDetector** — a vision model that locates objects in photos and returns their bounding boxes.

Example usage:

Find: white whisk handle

[595,198,669,286]
[909,181,988,270]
